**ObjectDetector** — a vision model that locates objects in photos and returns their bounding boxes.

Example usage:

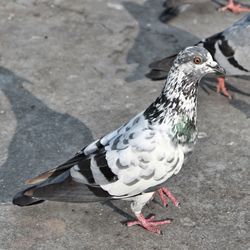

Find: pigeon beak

[207,62,226,75]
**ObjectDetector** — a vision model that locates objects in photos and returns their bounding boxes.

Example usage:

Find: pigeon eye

[193,57,202,64]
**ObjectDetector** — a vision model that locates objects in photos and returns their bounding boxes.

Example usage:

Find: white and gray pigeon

[13,46,225,234]
[147,13,250,98]
[160,0,250,22]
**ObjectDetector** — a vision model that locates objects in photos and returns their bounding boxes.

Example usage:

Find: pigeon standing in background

[13,47,225,234]
[160,0,250,23]
[147,14,250,98]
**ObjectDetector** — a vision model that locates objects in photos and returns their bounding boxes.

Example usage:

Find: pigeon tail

[13,168,112,204]
[13,186,45,206]
[145,70,169,81]
[146,54,177,80]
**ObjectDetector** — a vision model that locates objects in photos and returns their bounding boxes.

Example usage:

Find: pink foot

[158,187,180,207]
[216,77,232,99]
[127,214,171,234]
[219,0,250,14]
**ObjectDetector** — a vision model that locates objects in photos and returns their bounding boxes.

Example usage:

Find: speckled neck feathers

[144,62,199,136]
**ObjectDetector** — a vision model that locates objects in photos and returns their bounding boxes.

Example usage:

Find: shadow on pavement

[0,67,93,203]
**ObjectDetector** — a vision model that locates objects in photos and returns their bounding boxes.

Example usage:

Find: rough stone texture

[0,0,249,249]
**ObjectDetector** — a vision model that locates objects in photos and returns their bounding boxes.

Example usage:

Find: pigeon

[147,14,250,98]
[160,0,250,22]
[13,46,225,234]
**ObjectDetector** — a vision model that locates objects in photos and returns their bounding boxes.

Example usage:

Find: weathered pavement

[0,0,249,249]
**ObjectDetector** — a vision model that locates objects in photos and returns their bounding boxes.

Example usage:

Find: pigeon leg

[216,77,232,99]
[219,0,250,14]
[128,193,171,234]
[127,213,171,234]
[158,187,179,207]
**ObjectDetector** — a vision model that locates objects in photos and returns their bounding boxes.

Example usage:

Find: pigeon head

[173,46,225,78]
[163,46,225,97]
[148,46,226,128]
[145,46,225,126]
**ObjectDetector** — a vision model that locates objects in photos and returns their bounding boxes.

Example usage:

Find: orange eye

[193,57,202,64]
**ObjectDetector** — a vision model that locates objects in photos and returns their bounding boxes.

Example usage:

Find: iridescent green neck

[172,115,197,144]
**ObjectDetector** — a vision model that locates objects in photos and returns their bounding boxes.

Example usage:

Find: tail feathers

[146,54,177,81]
[25,153,88,185]
[13,187,45,206]
[13,171,111,206]
[145,70,169,81]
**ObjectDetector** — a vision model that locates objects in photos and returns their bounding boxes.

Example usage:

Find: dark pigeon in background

[147,14,250,98]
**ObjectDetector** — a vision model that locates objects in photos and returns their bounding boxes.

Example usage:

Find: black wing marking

[94,150,118,182]
[199,32,223,60]
[201,31,249,73]
[218,36,249,73]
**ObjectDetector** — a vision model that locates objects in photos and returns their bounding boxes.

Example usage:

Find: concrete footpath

[0,0,249,249]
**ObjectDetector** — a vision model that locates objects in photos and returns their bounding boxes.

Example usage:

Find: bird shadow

[0,67,93,203]
[104,200,134,221]
[122,0,199,82]
[103,198,165,224]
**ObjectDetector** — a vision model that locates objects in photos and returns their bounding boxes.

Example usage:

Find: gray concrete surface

[0,0,249,249]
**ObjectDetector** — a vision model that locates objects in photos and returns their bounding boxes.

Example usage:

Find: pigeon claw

[127,213,171,234]
[219,0,250,14]
[158,187,180,207]
[216,77,232,99]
